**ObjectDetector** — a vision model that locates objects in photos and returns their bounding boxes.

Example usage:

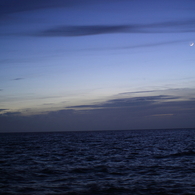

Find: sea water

[0,129,195,195]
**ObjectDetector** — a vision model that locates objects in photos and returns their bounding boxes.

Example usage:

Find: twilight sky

[0,0,195,132]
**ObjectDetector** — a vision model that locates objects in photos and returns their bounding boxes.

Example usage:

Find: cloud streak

[66,95,180,110]
[35,20,195,37]
[118,90,159,95]
[0,0,91,17]
[36,25,131,37]
[0,109,7,112]
[13,78,24,81]
[0,0,130,17]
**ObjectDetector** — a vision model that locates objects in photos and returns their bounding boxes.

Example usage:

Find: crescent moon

[189,42,194,46]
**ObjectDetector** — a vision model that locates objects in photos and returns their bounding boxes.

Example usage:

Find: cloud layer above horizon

[1,92,195,132]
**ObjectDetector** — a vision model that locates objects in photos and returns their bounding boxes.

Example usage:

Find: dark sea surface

[0,129,195,195]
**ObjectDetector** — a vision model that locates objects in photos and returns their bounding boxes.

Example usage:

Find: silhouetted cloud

[36,25,131,37]
[1,111,21,116]
[0,0,92,17]
[35,20,195,37]
[1,97,195,132]
[66,95,179,109]
[0,109,7,112]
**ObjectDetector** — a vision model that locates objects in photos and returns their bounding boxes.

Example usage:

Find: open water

[0,129,195,195]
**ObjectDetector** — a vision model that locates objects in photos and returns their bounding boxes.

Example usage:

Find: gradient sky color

[0,0,195,132]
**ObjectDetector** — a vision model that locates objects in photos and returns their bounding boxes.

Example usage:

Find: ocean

[0,129,195,195]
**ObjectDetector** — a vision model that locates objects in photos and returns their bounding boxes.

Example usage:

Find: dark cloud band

[35,20,195,37]
[0,0,90,16]
[0,109,8,112]
[66,95,179,110]
[13,78,24,81]
[37,25,131,37]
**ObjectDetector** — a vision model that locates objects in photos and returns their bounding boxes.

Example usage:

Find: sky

[0,0,195,132]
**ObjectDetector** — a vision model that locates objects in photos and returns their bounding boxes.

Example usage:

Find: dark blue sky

[0,0,195,132]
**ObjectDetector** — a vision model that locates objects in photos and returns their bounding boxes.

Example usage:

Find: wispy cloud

[118,90,158,95]
[0,109,7,112]
[13,78,24,81]
[36,25,130,37]
[34,20,195,37]
[150,113,174,117]
[66,95,180,110]
[0,0,130,17]
[64,39,188,52]
[0,0,91,17]
[117,40,189,50]
[43,103,54,106]
[1,111,21,116]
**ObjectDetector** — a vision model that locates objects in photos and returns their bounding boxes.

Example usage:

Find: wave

[154,150,195,159]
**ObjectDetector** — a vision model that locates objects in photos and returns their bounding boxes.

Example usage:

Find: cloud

[1,111,21,116]
[34,19,195,37]
[0,0,130,17]
[65,39,188,53]
[43,103,54,106]
[0,109,7,112]
[1,97,195,132]
[36,25,131,37]
[1,89,195,132]
[150,114,174,117]
[66,95,179,109]
[118,40,188,50]
[0,0,91,17]
[13,78,24,81]
[118,90,158,95]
